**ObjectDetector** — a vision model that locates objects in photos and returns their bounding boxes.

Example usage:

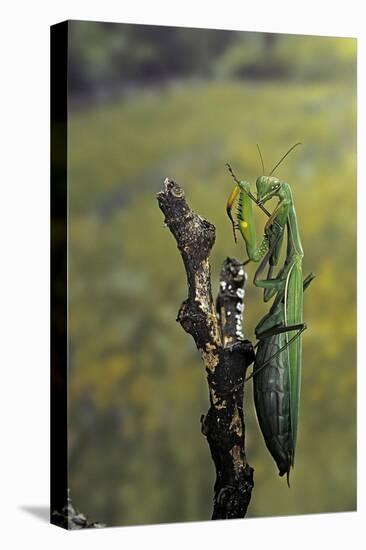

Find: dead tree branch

[157,178,255,520]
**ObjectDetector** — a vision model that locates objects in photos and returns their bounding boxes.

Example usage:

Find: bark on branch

[157,178,255,520]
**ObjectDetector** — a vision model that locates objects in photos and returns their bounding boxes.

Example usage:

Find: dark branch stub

[157,178,255,520]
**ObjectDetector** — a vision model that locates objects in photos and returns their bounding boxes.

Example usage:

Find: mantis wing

[284,257,303,466]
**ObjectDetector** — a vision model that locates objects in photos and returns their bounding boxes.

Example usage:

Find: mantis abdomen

[253,331,292,481]
[252,272,313,484]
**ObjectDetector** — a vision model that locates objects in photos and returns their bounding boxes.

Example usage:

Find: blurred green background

[67,21,356,526]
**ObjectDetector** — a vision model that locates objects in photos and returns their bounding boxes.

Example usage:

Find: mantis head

[256,176,282,205]
[256,141,302,204]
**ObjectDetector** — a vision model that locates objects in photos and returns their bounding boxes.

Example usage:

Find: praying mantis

[226,144,314,484]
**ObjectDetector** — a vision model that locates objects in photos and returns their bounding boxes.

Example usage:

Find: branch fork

[157,178,255,519]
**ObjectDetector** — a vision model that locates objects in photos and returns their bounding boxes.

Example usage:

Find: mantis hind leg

[250,272,315,381]
[256,322,306,341]
[245,323,307,383]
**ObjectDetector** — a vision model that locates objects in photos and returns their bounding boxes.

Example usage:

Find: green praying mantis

[226,144,314,484]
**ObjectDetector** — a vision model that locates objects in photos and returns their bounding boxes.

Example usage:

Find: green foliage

[69,22,356,98]
[215,34,356,81]
[67,64,356,524]
[68,21,236,93]
[273,35,357,81]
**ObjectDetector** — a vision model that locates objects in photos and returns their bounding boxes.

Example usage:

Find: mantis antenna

[269,142,302,176]
[256,144,265,174]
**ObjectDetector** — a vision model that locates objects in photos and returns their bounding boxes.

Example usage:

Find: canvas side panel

[50,20,68,528]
